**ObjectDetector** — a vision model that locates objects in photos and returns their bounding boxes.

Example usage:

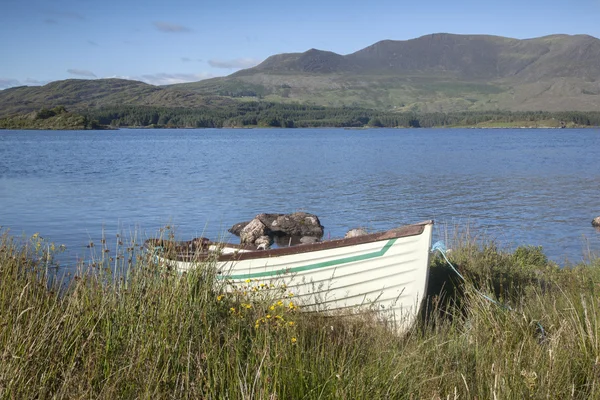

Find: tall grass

[1,229,599,399]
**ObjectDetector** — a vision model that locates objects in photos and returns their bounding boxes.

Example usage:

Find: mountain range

[2,33,600,118]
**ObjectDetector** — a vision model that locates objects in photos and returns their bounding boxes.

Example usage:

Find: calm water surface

[0,128,599,267]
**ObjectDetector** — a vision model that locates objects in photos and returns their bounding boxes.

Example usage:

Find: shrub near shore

[1,230,599,399]
[0,106,101,130]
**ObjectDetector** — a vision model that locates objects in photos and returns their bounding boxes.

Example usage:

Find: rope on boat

[431,241,547,343]
[431,241,505,309]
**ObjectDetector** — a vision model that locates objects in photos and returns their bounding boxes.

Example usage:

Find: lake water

[0,128,599,268]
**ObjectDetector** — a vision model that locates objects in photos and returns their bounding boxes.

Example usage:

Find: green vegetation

[2,102,599,130]
[82,104,600,129]
[180,78,269,98]
[179,76,511,112]
[0,106,102,130]
[2,228,600,398]
[83,103,378,128]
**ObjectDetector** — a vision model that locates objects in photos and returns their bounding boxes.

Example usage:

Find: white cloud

[134,72,214,86]
[0,78,48,89]
[67,69,97,78]
[24,78,47,85]
[208,58,261,69]
[153,21,192,33]
[181,57,203,63]
[0,78,21,89]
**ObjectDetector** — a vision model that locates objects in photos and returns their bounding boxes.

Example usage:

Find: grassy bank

[1,230,599,399]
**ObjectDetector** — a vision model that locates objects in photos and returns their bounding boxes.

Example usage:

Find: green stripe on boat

[218,238,397,280]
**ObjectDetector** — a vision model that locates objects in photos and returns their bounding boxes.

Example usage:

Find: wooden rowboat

[146,220,434,333]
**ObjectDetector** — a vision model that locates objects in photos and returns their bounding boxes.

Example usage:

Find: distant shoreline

[2,125,598,131]
[2,106,599,131]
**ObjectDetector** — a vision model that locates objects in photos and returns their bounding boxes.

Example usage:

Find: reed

[1,228,599,399]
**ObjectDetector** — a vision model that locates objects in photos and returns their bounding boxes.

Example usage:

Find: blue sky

[1,0,599,89]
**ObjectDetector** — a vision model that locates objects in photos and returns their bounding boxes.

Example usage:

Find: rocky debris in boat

[239,218,270,245]
[229,212,324,248]
[149,220,380,254]
[299,236,320,244]
[345,228,368,238]
[254,235,272,250]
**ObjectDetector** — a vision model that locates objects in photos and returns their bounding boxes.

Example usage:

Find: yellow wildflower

[270,305,275,311]
[229,307,236,313]
[277,300,283,306]
[288,321,295,327]
[245,278,251,283]
[217,295,224,301]
[266,314,271,319]
[291,337,297,344]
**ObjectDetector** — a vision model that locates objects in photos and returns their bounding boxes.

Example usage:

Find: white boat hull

[156,221,433,333]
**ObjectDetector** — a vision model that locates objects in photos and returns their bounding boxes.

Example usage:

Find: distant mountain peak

[249,47,346,74]
[238,33,600,81]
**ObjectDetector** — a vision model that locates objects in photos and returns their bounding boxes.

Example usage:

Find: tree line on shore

[83,103,600,128]
[3,102,600,129]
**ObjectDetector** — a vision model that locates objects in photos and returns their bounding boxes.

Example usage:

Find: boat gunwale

[148,220,433,263]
